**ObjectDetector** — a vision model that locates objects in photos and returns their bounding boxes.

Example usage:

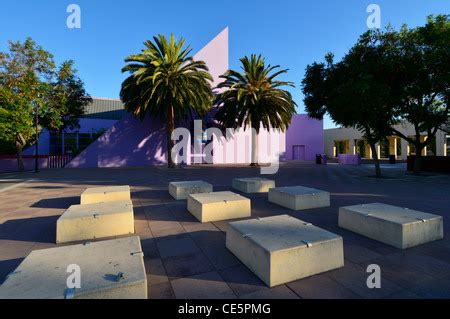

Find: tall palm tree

[215,54,296,166]
[120,34,214,168]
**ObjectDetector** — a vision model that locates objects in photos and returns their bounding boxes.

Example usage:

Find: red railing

[0,154,74,169]
[48,155,74,168]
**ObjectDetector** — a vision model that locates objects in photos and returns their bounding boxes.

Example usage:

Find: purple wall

[66,28,324,169]
[285,114,324,161]
[0,157,48,173]
[67,28,228,169]
[23,118,118,156]
[66,114,168,168]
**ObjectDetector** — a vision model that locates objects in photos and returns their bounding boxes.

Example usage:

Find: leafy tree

[43,61,92,131]
[120,34,214,168]
[302,33,400,178]
[214,54,296,166]
[0,38,90,171]
[0,38,54,170]
[383,15,450,174]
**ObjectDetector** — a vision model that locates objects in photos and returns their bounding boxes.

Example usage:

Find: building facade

[23,28,323,169]
[324,121,449,160]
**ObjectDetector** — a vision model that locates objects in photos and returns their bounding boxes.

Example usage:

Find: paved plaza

[0,162,449,299]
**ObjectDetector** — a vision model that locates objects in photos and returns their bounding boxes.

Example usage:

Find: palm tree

[120,34,214,168]
[214,54,296,166]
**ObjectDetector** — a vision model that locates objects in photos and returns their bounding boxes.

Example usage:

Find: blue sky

[1,0,448,128]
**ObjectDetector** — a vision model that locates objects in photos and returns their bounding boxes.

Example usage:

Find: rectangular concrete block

[56,200,135,244]
[169,181,213,200]
[268,186,330,210]
[0,236,147,299]
[226,215,344,287]
[232,177,276,194]
[339,203,444,249]
[187,191,251,223]
[80,185,131,204]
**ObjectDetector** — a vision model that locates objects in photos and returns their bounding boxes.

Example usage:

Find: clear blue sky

[1,0,448,128]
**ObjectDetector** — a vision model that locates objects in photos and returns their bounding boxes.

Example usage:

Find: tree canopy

[0,37,91,170]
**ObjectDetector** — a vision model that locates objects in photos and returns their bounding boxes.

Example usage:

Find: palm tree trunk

[251,127,259,166]
[167,105,176,168]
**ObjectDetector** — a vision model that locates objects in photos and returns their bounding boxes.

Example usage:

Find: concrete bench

[169,181,213,200]
[232,177,275,194]
[226,215,344,287]
[80,185,131,204]
[0,236,147,299]
[56,200,135,244]
[268,186,330,210]
[187,191,251,223]
[339,203,444,249]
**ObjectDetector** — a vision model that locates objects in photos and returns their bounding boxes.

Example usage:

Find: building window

[49,132,63,155]
[446,135,450,157]
[356,140,366,158]
[64,133,78,155]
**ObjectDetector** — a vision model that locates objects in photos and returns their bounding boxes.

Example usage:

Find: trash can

[316,154,322,165]
[321,154,328,165]
[389,155,396,165]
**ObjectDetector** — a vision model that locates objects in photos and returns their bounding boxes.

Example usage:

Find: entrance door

[293,145,306,160]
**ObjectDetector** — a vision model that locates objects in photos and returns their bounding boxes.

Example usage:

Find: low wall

[338,154,362,166]
[0,155,48,173]
[407,156,450,174]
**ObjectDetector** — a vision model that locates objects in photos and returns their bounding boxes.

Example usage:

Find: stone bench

[169,180,213,200]
[0,236,147,299]
[187,191,251,223]
[268,186,330,210]
[339,203,444,249]
[80,185,131,204]
[56,200,135,244]
[232,177,275,194]
[226,215,344,287]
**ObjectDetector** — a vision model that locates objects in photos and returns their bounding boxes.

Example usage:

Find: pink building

[56,28,323,169]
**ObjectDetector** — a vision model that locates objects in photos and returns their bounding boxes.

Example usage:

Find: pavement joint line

[0,179,35,193]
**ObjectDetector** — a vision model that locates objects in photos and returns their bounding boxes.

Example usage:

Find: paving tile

[148,281,175,299]
[182,222,220,234]
[326,261,403,299]
[171,271,236,299]
[152,226,186,238]
[239,285,300,299]
[408,275,450,299]
[287,273,360,299]
[144,257,169,286]
[192,231,240,270]
[344,243,384,264]
[156,234,200,258]
[219,265,268,297]
[384,252,450,279]
[141,238,160,259]
[387,289,421,299]
[162,252,215,279]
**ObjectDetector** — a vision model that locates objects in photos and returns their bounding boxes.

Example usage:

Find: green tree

[214,54,296,166]
[0,38,54,170]
[44,61,92,131]
[384,15,450,174]
[120,34,214,168]
[302,32,399,178]
[0,38,90,171]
